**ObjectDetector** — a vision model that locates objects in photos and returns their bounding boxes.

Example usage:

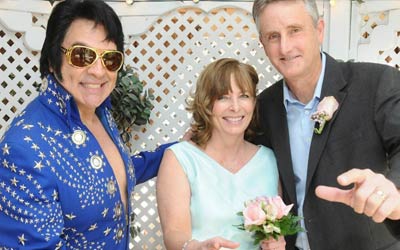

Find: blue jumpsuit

[0,74,170,249]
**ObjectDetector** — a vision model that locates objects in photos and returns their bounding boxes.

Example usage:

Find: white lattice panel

[357,9,400,68]
[352,1,400,67]
[127,7,279,151]
[0,12,48,135]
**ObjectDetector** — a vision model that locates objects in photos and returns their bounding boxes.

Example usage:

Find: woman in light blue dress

[156,58,286,250]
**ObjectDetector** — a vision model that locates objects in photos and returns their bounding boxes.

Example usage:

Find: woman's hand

[260,236,286,250]
[186,237,240,250]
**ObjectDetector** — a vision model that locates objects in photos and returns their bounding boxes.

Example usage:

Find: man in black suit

[253,0,400,249]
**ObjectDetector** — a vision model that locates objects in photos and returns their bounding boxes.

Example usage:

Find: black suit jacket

[256,53,400,250]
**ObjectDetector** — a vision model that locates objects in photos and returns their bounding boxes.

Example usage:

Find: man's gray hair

[252,0,320,33]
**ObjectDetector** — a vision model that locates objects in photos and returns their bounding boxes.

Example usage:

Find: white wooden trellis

[1,0,399,249]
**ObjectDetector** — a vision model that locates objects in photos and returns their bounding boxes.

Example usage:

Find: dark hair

[39,0,124,80]
[187,58,259,147]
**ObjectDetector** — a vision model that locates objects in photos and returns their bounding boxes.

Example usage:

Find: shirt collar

[40,74,112,126]
[283,52,326,109]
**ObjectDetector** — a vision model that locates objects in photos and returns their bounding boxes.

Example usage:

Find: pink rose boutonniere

[236,196,303,245]
[311,96,339,134]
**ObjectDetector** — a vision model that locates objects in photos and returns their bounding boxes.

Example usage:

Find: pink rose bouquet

[236,196,303,245]
[311,96,339,134]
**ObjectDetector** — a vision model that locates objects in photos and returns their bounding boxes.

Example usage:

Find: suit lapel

[306,54,348,192]
[268,82,297,205]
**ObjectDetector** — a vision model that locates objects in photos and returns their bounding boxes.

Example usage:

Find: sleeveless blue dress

[168,141,279,250]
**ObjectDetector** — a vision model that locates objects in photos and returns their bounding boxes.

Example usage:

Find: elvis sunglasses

[61,45,124,72]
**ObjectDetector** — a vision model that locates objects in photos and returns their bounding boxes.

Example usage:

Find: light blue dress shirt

[283,53,326,250]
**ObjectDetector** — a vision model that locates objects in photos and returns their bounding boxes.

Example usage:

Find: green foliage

[111,65,154,146]
[129,211,141,240]
[274,214,303,238]
[247,213,303,245]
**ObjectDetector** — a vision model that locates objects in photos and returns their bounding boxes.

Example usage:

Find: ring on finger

[374,189,387,201]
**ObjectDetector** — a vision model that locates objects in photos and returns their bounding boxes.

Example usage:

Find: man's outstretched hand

[315,168,400,222]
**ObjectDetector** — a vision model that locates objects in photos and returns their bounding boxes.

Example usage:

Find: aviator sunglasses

[61,45,124,72]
